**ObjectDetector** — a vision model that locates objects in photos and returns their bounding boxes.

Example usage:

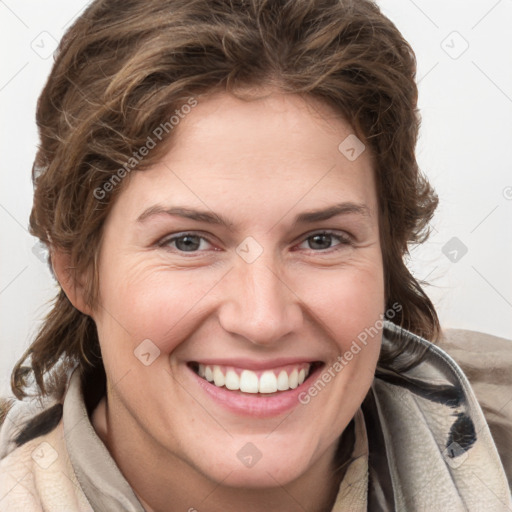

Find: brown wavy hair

[8,0,439,403]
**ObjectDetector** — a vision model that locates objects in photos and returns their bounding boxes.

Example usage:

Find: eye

[297,231,352,251]
[159,233,213,252]
[158,231,351,254]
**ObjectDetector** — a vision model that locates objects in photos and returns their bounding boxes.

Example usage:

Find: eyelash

[157,230,353,254]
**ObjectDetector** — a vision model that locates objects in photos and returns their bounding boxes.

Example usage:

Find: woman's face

[92,91,384,488]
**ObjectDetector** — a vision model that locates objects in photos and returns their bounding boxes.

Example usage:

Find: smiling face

[89,91,384,500]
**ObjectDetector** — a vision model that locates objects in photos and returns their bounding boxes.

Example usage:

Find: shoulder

[0,398,92,511]
[436,328,512,486]
[436,328,512,378]
[0,417,92,511]
[370,323,512,508]
[0,397,62,459]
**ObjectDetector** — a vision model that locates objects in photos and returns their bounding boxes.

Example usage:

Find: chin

[189,436,317,489]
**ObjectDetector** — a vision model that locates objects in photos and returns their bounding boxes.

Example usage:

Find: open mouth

[187,361,323,395]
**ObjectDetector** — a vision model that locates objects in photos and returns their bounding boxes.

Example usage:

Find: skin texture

[57,91,385,512]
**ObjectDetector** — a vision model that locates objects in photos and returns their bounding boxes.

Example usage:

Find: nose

[217,255,303,346]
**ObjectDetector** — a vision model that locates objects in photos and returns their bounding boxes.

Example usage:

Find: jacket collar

[363,321,511,510]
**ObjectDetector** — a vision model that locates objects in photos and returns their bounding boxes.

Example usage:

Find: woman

[0,0,510,510]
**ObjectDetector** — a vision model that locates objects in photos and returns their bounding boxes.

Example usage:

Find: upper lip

[188,357,322,371]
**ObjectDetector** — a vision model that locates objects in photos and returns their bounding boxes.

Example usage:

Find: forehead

[108,91,377,225]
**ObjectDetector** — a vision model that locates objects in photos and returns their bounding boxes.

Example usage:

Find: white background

[1,0,511,395]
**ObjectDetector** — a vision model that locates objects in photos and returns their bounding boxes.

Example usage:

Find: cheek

[95,263,225,354]
[293,258,384,347]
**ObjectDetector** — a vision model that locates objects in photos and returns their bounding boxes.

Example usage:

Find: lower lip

[188,364,323,418]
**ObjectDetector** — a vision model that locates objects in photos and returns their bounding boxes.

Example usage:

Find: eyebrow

[136,202,371,228]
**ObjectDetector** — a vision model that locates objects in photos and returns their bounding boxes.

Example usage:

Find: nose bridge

[219,252,301,344]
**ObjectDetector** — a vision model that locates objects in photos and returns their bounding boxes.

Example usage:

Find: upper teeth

[197,364,310,394]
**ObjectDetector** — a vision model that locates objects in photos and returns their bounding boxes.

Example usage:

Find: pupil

[309,234,331,250]
[176,235,200,251]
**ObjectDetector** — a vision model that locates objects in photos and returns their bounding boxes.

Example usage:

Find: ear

[51,248,93,317]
